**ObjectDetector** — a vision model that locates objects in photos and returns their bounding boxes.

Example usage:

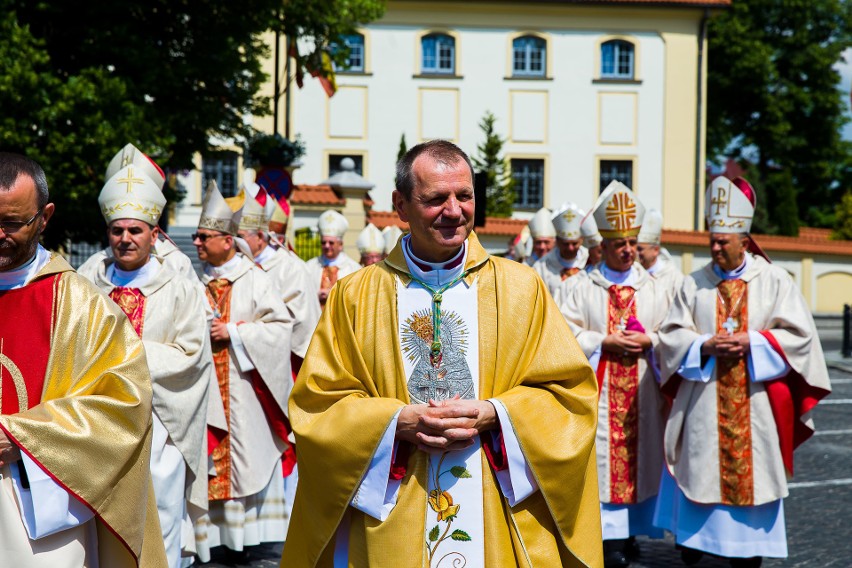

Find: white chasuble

[397,280,485,568]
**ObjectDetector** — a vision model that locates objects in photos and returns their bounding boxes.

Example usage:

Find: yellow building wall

[816,272,852,313]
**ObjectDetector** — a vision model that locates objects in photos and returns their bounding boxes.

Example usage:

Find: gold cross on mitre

[711,186,728,216]
[116,167,145,194]
[562,209,577,222]
[605,192,637,231]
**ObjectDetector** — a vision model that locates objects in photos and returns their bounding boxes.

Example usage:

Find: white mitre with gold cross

[318,210,348,239]
[591,180,645,239]
[637,208,663,245]
[104,143,166,190]
[528,207,556,239]
[238,186,271,232]
[357,223,384,255]
[198,180,239,235]
[551,203,585,240]
[98,165,166,225]
[705,176,755,234]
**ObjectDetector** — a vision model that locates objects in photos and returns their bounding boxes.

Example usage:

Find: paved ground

[198,332,852,567]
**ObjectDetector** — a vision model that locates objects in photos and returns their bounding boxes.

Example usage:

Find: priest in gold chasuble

[192,181,295,563]
[558,181,667,568]
[78,159,212,568]
[0,153,166,566]
[656,177,830,566]
[282,141,602,568]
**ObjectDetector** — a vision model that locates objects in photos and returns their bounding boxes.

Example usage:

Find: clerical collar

[205,253,242,280]
[402,234,467,287]
[713,253,751,280]
[255,244,275,266]
[558,252,582,269]
[601,263,636,287]
[320,251,348,267]
[107,257,160,289]
[0,245,51,290]
[646,258,664,276]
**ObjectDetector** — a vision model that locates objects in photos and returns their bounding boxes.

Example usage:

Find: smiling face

[392,154,474,263]
[0,174,54,271]
[710,232,748,272]
[193,228,234,266]
[602,237,638,272]
[108,219,158,271]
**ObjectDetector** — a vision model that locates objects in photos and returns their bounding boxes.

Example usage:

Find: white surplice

[559,263,666,539]
[195,254,294,561]
[532,246,588,297]
[655,253,831,558]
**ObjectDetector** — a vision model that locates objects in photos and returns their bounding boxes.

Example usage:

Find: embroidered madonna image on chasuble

[715,279,754,506]
[206,279,235,501]
[398,282,485,568]
[604,285,640,504]
[0,276,57,415]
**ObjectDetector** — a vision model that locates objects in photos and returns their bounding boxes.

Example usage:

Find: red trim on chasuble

[761,331,830,476]
[108,287,146,337]
[0,275,57,414]
[715,279,754,506]
[248,368,294,475]
[605,285,640,504]
[206,279,234,500]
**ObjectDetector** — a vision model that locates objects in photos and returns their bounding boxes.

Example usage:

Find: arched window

[600,39,634,79]
[340,33,365,72]
[513,36,546,77]
[421,33,455,74]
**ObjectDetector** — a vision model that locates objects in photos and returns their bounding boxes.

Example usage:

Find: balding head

[0,153,49,208]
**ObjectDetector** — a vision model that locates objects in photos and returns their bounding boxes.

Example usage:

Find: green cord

[408,271,469,367]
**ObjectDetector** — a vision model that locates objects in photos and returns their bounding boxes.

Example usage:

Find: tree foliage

[472,112,516,218]
[1,0,385,246]
[397,133,408,163]
[707,0,852,235]
[832,190,852,239]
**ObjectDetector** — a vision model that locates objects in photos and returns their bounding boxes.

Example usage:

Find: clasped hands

[396,396,497,453]
[602,330,651,356]
[210,319,231,343]
[702,331,750,359]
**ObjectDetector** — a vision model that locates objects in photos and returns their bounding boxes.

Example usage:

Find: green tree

[472,112,515,218]
[832,190,852,239]
[397,133,408,162]
[2,0,385,245]
[706,0,852,235]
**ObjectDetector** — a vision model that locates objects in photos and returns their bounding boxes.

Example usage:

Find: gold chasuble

[0,254,165,566]
[282,233,602,568]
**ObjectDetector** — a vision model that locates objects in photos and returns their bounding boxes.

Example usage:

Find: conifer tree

[472,112,515,218]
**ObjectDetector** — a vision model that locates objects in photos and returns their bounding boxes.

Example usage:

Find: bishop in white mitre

[655,176,831,567]
[524,206,556,266]
[306,209,362,305]
[77,164,212,568]
[532,202,589,296]
[77,143,196,280]
[558,181,667,568]
[636,209,684,307]
[191,181,295,563]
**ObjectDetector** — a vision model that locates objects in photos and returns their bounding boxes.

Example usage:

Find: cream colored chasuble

[397,276,485,568]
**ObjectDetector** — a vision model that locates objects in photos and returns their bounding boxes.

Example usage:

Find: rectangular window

[422,35,455,74]
[511,159,545,209]
[202,151,239,197]
[599,160,633,193]
[343,34,364,72]
[328,154,364,177]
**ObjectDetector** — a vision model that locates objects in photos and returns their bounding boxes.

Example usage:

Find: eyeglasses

[192,232,229,243]
[0,207,44,234]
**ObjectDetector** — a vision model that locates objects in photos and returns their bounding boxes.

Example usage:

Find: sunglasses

[192,232,229,243]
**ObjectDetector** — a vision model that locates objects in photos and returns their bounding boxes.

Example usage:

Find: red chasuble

[206,279,234,501]
[0,276,57,414]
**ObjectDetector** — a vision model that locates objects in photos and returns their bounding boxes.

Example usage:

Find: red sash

[0,275,58,414]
